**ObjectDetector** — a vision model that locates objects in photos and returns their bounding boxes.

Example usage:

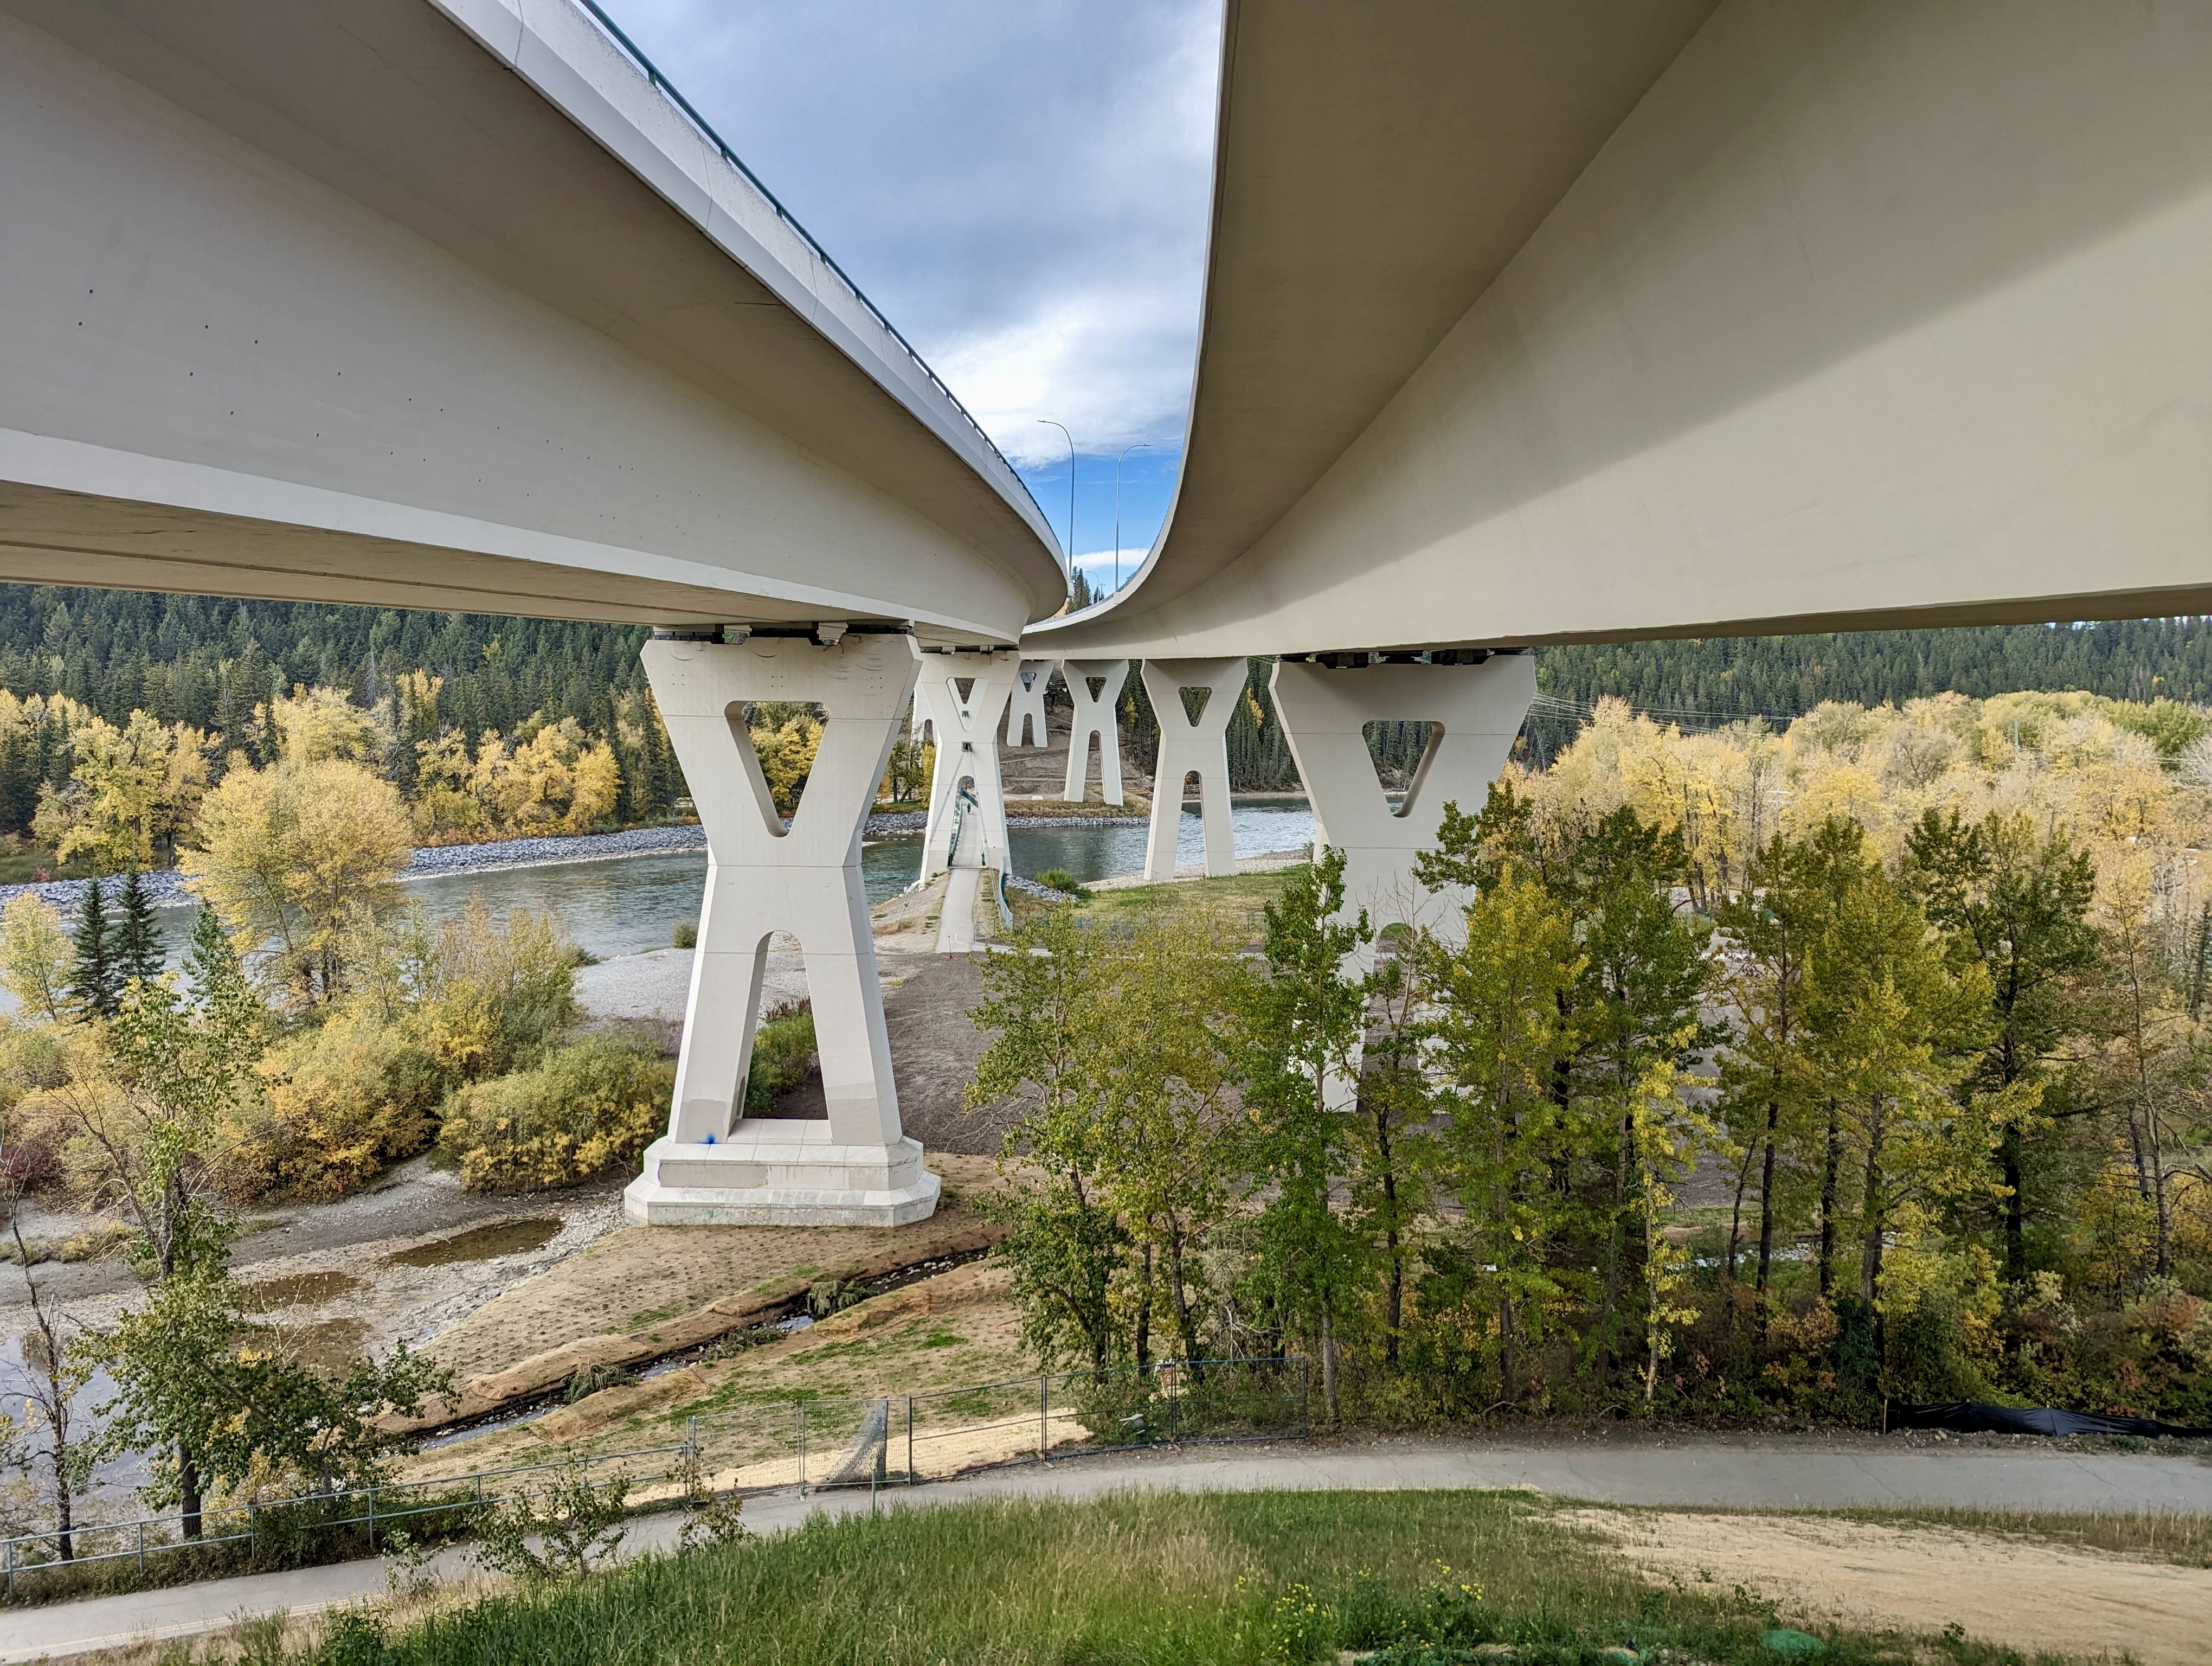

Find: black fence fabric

[1891,1401,2212,1439]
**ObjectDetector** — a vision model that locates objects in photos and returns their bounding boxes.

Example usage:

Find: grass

[1009,866,1304,937]
[0,837,95,884]
[283,1489,2073,1666]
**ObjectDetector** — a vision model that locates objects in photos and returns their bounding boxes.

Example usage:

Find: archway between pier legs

[1141,657,1249,881]
[1060,658,1129,805]
[1005,657,1057,748]
[625,632,940,1228]
[1270,653,1538,970]
[917,649,1017,884]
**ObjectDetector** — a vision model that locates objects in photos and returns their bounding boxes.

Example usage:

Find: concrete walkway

[9,1433,2210,1662]
[936,867,980,953]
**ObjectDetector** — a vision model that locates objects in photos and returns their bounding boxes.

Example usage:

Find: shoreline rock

[0,801,1246,913]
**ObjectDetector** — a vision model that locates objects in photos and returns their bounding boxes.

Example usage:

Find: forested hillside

[1535,619,2212,726]
[0,586,652,739]
[9,585,2212,806]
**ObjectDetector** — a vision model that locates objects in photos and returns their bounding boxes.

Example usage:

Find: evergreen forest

[15,586,2212,816]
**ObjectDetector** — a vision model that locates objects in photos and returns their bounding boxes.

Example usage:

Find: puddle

[241,1270,361,1310]
[383,1218,561,1268]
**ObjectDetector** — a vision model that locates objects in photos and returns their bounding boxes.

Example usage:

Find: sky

[593,0,1223,594]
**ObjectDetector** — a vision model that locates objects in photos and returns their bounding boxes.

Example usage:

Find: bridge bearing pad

[623,1123,941,1227]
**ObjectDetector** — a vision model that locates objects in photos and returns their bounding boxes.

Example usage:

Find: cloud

[593,0,1219,507]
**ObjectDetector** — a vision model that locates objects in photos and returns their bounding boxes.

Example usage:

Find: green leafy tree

[1418,861,1583,1406]
[1715,833,1834,1313]
[98,1267,253,1534]
[1794,826,2002,1350]
[204,1341,452,1499]
[1347,937,1437,1373]
[1090,910,1245,1370]
[968,905,1128,1377]
[1558,809,1720,1387]
[39,939,265,1534]
[1901,808,2100,1282]
[1238,847,1368,1418]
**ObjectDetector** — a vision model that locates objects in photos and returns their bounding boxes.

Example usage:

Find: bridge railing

[564,0,1048,553]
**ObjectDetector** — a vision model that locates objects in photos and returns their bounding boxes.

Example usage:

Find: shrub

[471,1458,629,1582]
[742,1000,815,1111]
[672,919,698,950]
[1034,868,1089,899]
[230,1011,446,1201]
[439,1034,673,1193]
[413,900,577,1080]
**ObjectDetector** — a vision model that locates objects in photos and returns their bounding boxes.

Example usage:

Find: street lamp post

[1038,420,1075,595]
[1114,443,1149,596]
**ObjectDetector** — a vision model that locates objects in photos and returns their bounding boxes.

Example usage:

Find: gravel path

[11,1432,2209,1663]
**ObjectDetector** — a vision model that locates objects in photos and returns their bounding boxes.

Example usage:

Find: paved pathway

[936,867,980,953]
[9,1434,2209,1662]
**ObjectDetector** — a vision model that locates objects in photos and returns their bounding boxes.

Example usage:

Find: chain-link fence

[1,1357,1307,1603]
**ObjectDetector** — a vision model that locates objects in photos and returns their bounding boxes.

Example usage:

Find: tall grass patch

[304,1489,2008,1665]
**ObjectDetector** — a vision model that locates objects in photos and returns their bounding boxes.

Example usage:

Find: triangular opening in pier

[1364,720,1441,818]
[731,700,824,836]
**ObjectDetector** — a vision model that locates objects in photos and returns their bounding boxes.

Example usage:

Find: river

[133,798,1316,963]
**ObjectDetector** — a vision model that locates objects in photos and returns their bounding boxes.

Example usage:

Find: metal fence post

[906,1397,915,1485]
[797,1401,807,1493]
[1038,1375,1047,1461]
[6,1533,13,1598]
[137,1518,146,1577]
[685,1415,699,1502]
[365,1483,376,1554]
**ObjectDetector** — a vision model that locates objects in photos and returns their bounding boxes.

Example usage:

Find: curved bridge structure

[1029,0,2212,1014]
[7,0,2210,1226]
[0,0,1064,641]
[1036,0,2212,664]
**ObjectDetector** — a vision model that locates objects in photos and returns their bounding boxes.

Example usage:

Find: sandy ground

[0,1158,628,1336]
[396,1252,1041,1489]
[413,1149,1004,1390]
[1570,1507,2212,1666]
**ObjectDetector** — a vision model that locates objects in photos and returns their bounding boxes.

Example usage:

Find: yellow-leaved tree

[747,704,822,818]
[412,715,619,842]
[183,754,411,1006]
[33,712,211,873]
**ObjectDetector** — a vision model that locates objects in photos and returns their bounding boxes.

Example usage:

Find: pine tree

[69,877,120,1018]
[114,868,164,990]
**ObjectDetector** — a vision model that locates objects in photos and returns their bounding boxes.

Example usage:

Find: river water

[137,798,1317,963]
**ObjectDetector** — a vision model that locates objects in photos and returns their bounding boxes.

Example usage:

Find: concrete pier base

[623,631,939,1228]
[627,1123,940,1227]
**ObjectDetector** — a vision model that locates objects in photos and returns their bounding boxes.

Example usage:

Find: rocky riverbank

[0,800,1189,914]
[0,822,718,915]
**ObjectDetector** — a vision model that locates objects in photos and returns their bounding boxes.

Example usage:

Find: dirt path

[1567,1507,2212,1666]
